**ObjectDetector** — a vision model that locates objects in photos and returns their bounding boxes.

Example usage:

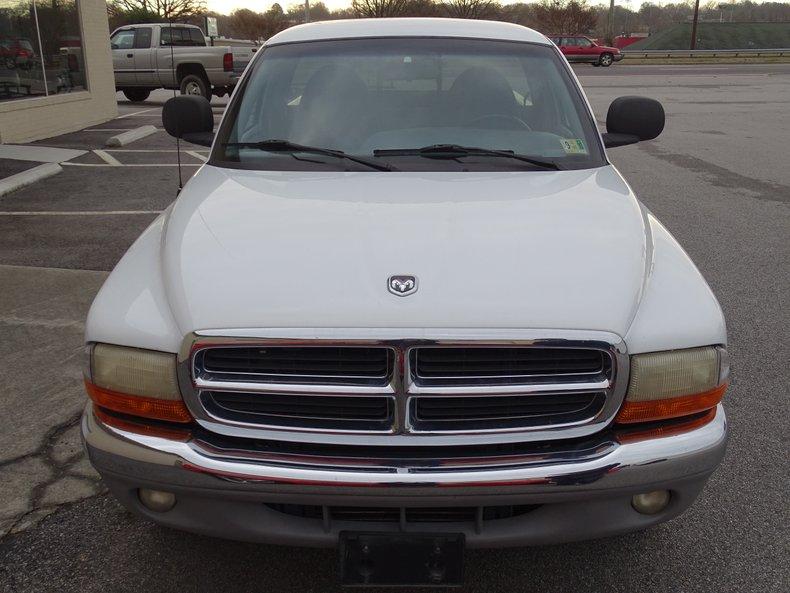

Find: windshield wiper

[225,139,397,172]
[373,144,561,170]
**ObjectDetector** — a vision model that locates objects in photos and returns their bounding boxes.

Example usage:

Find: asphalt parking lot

[1,64,788,593]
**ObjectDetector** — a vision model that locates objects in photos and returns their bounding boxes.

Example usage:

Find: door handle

[126,53,133,58]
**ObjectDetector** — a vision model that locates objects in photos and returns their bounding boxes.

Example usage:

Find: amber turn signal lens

[615,382,727,424]
[86,380,193,423]
[616,408,716,443]
[93,406,192,440]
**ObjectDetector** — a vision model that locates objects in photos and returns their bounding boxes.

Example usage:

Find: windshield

[213,37,605,171]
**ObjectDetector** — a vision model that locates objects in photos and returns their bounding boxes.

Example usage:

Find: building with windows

[0,0,116,143]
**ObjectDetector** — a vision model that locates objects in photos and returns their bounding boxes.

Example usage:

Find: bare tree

[228,9,268,41]
[443,0,501,20]
[352,0,412,18]
[286,1,332,22]
[109,0,207,21]
[533,0,598,35]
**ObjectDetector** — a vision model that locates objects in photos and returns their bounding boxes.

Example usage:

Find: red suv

[548,35,622,67]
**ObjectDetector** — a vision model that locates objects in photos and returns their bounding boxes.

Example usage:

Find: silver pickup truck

[110,23,252,102]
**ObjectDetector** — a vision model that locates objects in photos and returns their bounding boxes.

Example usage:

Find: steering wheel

[469,114,532,131]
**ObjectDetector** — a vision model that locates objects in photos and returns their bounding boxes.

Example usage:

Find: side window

[172,29,187,46]
[161,28,189,46]
[578,38,593,48]
[134,27,152,49]
[564,38,579,47]
[189,28,206,46]
[111,30,135,50]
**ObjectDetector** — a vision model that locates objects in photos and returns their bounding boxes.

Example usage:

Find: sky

[207,0,790,14]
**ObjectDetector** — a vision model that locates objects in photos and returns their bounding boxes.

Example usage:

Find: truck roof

[266,18,550,46]
[114,23,200,30]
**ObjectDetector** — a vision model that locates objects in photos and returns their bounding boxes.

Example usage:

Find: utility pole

[304,0,310,23]
[608,0,615,45]
[690,0,700,49]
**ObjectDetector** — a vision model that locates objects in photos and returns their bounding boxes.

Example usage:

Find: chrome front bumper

[83,404,727,547]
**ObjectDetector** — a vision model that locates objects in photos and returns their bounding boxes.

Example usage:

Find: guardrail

[623,48,790,58]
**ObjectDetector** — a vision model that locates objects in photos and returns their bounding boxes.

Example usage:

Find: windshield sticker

[560,138,588,154]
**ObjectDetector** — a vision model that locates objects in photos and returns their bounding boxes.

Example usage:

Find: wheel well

[176,63,208,85]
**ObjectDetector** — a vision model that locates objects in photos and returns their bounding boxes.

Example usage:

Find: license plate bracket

[339,531,464,587]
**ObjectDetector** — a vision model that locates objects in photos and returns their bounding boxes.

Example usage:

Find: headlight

[616,346,728,424]
[84,343,192,423]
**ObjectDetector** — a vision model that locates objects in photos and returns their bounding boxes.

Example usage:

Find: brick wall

[0,0,118,143]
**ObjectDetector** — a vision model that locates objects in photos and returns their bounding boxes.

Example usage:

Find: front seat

[290,65,370,151]
[446,66,517,127]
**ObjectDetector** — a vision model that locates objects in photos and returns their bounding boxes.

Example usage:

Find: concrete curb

[0,163,62,197]
[105,125,158,147]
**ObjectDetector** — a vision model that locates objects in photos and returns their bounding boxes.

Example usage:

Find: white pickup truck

[110,23,252,102]
[84,19,729,587]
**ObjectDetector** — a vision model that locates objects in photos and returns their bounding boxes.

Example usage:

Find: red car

[548,35,623,67]
[0,37,34,70]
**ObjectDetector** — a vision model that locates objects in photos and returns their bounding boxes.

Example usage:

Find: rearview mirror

[602,96,665,148]
[162,95,214,147]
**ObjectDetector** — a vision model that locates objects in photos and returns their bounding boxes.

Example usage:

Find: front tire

[599,53,614,67]
[122,88,151,102]
[179,74,210,99]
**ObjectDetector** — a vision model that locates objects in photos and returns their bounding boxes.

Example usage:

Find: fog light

[631,490,670,515]
[138,488,176,512]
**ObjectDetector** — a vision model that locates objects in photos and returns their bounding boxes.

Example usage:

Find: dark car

[548,35,623,67]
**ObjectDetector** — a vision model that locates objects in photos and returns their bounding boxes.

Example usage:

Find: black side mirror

[602,96,665,148]
[162,95,214,147]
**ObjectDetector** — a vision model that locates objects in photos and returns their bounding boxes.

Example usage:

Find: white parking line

[93,150,122,166]
[102,149,208,153]
[0,210,163,216]
[83,128,161,132]
[115,108,156,119]
[62,162,200,167]
[186,150,208,161]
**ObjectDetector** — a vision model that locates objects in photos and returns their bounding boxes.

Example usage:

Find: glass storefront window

[0,0,86,102]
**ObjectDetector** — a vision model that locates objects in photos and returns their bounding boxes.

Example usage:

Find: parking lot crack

[0,412,104,539]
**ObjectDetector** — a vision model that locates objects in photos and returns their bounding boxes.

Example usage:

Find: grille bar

[412,347,606,384]
[196,346,392,386]
[414,393,599,421]
[410,392,606,431]
[202,391,394,431]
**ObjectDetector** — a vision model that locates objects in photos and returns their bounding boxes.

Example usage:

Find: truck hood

[161,165,650,337]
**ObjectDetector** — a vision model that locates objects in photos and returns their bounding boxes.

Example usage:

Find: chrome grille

[184,336,624,444]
